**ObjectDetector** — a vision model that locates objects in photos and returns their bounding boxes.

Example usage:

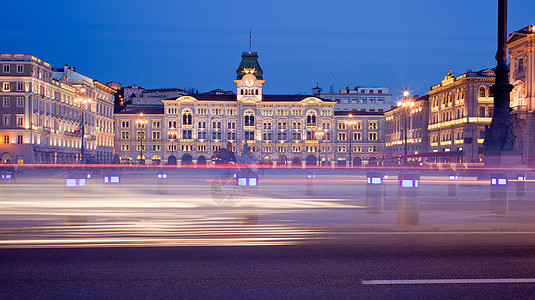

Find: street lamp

[344,114,357,167]
[74,87,91,164]
[315,128,326,167]
[397,89,415,164]
[135,113,148,165]
[168,127,178,164]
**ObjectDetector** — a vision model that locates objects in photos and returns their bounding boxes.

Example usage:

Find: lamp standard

[74,87,91,164]
[344,114,357,167]
[315,128,326,167]
[168,127,178,164]
[397,89,415,164]
[135,113,148,165]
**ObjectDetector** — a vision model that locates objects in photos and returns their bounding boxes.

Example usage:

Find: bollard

[397,173,420,225]
[0,172,15,197]
[237,173,258,199]
[516,174,526,197]
[64,176,89,198]
[490,174,508,214]
[448,174,458,197]
[306,171,316,196]
[103,174,121,196]
[366,172,384,214]
[157,173,168,195]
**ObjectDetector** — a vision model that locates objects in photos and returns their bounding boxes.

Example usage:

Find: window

[338,122,346,130]
[16,117,23,126]
[16,97,23,107]
[3,116,9,126]
[17,65,23,73]
[136,145,145,151]
[244,110,255,127]
[152,121,160,128]
[121,121,130,128]
[211,108,222,115]
[198,121,206,128]
[354,132,362,141]
[306,111,317,126]
[137,132,146,139]
[152,145,161,151]
[479,87,486,98]
[3,97,9,107]
[479,107,486,117]
[3,65,9,73]
[17,135,23,144]
[16,82,24,91]
[518,58,524,72]
[197,131,206,139]
[182,129,192,139]
[196,108,207,115]
[227,122,236,130]
[244,131,254,140]
[338,132,346,141]
[182,109,192,125]
[368,146,377,152]
[368,122,377,130]
[369,132,377,140]
[3,135,9,144]
[212,121,221,129]
[227,132,236,140]
[152,131,161,139]
[169,121,177,128]
[121,144,130,151]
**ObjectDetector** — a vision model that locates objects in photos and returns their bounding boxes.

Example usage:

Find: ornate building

[0,54,115,164]
[115,51,340,166]
[508,25,535,165]
[427,69,495,163]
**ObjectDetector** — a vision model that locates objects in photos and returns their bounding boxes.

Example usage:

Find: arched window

[244,110,255,127]
[182,109,192,125]
[306,110,317,126]
[479,86,486,98]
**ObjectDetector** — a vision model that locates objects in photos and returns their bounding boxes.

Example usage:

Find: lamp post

[315,128,326,167]
[344,114,357,167]
[168,127,178,164]
[397,89,414,165]
[135,113,148,165]
[74,87,91,164]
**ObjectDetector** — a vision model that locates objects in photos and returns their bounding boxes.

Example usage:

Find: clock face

[244,78,255,87]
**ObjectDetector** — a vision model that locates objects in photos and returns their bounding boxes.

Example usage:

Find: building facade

[116,51,387,167]
[427,69,495,163]
[313,86,392,113]
[384,95,429,164]
[508,25,535,165]
[0,54,115,164]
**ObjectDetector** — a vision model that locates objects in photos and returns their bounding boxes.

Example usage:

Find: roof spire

[249,28,252,53]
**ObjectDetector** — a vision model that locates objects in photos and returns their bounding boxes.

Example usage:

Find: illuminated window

[2,82,9,91]
[479,87,486,98]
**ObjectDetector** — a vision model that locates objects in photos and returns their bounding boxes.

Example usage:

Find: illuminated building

[115,51,343,166]
[0,54,115,164]
[508,25,535,165]
[385,95,429,164]
[427,69,495,163]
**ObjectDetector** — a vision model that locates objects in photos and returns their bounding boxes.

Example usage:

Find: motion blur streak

[1,166,535,248]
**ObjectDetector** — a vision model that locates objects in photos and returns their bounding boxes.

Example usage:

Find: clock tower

[234,51,265,102]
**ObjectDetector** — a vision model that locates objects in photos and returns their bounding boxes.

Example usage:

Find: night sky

[3,0,535,99]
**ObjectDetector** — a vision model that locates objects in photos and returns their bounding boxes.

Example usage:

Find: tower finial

[249,28,252,52]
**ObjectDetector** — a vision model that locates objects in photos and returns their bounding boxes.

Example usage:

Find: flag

[74,122,83,135]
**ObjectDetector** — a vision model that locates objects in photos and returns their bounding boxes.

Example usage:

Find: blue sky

[3,0,535,98]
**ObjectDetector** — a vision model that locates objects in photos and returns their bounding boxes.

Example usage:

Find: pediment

[238,96,260,103]
[300,97,323,104]
[176,96,198,102]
